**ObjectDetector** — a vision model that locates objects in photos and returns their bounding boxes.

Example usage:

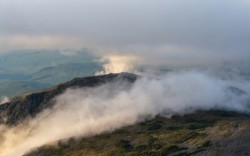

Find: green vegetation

[26,114,223,156]
[26,109,250,156]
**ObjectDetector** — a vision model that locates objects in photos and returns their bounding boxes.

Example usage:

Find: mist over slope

[0,70,250,156]
[0,0,250,155]
[1,49,250,156]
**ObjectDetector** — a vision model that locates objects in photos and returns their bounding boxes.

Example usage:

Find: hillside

[0,73,250,156]
[25,111,250,156]
[0,73,138,125]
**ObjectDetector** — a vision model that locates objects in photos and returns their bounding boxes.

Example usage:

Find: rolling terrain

[0,73,250,156]
[0,50,102,98]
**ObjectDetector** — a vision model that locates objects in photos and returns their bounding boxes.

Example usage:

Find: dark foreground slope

[25,111,250,156]
[1,73,250,156]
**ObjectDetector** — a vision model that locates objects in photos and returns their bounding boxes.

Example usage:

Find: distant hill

[0,50,102,97]
[31,62,101,84]
[0,80,50,98]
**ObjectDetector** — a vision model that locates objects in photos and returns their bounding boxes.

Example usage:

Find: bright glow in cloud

[95,55,141,75]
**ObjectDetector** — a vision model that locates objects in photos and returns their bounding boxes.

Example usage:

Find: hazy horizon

[0,0,250,67]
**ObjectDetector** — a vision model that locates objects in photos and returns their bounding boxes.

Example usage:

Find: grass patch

[176,132,207,144]
[148,123,163,131]
[198,140,212,149]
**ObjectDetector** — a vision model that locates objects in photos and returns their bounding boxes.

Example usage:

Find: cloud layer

[0,0,250,65]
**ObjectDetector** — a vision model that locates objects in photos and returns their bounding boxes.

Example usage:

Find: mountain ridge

[0,73,138,125]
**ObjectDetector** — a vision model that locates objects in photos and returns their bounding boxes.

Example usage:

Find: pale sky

[0,0,250,65]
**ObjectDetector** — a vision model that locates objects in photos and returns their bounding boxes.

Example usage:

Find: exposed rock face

[0,73,138,125]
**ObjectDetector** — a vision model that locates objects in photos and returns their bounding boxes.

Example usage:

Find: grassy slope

[26,111,250,156]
